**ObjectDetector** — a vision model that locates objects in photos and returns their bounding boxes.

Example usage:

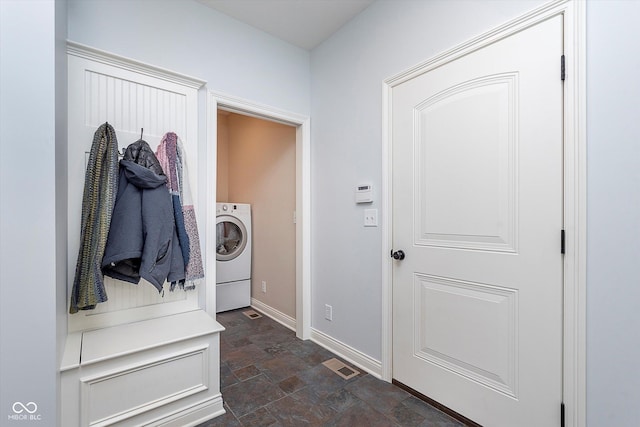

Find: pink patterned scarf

[156,132,204,290]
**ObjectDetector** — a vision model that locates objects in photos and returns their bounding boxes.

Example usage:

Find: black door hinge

[561,230,566,254]
[561,402,565,427]
[561,55,566,81]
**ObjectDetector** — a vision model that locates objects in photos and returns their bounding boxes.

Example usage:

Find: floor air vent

[322,358,360,380]
[242,309,263,319]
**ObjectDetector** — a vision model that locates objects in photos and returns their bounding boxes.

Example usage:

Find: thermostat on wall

[355,184,373,204]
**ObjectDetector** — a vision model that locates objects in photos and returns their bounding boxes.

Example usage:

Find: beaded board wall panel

[67,43,206,332]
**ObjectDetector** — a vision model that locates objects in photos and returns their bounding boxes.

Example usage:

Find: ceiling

[196,0,375,50]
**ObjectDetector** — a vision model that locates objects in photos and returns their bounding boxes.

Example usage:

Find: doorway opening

[207,92,311,340]
[217,110,296,325]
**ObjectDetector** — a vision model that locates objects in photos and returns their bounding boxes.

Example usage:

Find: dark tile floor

[197,308,464,427]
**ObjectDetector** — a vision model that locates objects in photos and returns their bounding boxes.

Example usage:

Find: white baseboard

[310,328,383,379]
[251,298,296,332]
[249,299,383,379]
[150,395,225,427]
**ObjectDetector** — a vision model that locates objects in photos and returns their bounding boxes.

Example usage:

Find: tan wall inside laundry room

[217,111,296,319]
[216,111,230,202]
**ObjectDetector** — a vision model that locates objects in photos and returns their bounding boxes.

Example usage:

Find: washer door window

[216,216,248,261]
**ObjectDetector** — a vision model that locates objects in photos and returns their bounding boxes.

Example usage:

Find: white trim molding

[251,298,297,332]
[207,90,311,340]
[561,1,587,426]
[146,395,225,427]
[381,1,586,426]
[67,41,206,89]
[250,297,383,379]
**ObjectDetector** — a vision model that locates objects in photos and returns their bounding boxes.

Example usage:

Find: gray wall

[311,0,640,424]
[310,0,546,361]
[0,0,65,424]
[67,0,311,116]
[309,0,640,424]
[1,1,639,425]
[586,1,640,425]
[55,0,68,425]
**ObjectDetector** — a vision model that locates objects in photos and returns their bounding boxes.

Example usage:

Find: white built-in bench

[61,310,225,427]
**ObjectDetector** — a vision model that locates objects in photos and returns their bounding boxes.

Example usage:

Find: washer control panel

[216,203,250,215]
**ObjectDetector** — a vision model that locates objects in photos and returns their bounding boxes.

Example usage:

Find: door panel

[392,15,563,427]
[416,73,517,252]
[414,274,518,398]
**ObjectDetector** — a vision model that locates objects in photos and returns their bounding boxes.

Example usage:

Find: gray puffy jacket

[102,140,185,291]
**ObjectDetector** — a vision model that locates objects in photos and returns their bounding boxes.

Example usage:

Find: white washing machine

[216,203,252,313]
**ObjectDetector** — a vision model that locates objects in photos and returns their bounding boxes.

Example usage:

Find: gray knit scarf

[69,122,119,313]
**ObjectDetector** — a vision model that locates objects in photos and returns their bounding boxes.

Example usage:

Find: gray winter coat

[102,140,185,291]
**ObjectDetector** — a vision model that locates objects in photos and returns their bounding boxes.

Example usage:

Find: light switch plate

[364,209,378,227]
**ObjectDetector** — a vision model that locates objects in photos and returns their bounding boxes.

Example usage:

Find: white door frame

[206,91,311,340]
[380,1,586,425]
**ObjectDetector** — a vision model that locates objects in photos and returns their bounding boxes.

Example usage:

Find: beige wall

[216,111,230,201]
[217,112,296,318]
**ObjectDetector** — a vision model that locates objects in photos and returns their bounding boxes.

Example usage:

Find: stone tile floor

[197,308,464,427]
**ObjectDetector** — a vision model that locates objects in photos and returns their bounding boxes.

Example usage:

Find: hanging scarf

[156,132,204,290]
[69,122,119,313]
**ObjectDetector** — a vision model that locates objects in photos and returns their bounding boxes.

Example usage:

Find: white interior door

[392,15,564,426]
